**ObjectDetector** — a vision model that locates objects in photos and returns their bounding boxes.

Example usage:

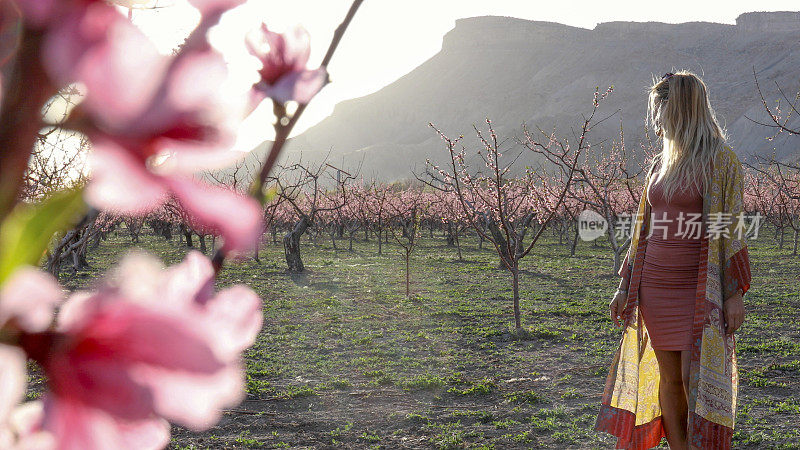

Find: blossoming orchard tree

[745,157,800,254]
[266,161,355,272]
[0,0,364,448]
[422,88,612,330]
[553,122,651,274]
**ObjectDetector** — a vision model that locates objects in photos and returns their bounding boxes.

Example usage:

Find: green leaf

[0,189,86,285]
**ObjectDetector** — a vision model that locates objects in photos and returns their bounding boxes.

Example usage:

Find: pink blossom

[167,177,263,254]
[246,24,327,105]
[0,401,55,450]
[0,344,26,439]
[0,268,64,449]
[17,251,262,449]
[36,2,262,252]
[0,268,65,423]
[189,0,246,16]
[12,0,93,27]
[0,267,61,333]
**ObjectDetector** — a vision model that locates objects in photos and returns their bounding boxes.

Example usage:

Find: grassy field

[59,226,800,449]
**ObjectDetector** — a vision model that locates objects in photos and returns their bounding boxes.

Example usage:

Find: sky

[127,0,800,153]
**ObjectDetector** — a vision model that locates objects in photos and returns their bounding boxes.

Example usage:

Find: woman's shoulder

[713,144,743,173]
[716,144,741,163]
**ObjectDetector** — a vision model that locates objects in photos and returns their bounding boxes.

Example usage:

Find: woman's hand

[609,289,628,328]
[723,290,745,335]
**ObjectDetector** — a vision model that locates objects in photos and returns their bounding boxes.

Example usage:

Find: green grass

[58,224,800,449]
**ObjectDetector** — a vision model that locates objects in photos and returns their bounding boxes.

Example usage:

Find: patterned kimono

[594,145,752,449]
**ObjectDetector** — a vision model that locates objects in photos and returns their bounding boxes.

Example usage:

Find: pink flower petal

[0,401,55,450]
[284,26,313,71]
[46,350,155,421]
[33,250,261,441]
[54,292,94,332]
[134,363,243,430]
[201,285,262,359]
[0,344,26,424]
[261,67,327,104]
[0,267,62,332]
[15,0,59,26]
[161,250,215,308]
[84,139,168,215]
[58,299,224,376]
[246,24,311,77]
[41,398,169,450]
[103,251,211,312]
[188,0,246,15]
[43,4,167,130]
[166,50,228,114]
[167,178,263,253]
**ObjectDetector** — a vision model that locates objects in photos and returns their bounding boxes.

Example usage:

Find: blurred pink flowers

[14,0,264,253]
[0,268,61,449]
[7,251,263,449]
[246,24,327,105]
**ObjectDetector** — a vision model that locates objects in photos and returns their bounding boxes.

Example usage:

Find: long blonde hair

[646,70,726,202]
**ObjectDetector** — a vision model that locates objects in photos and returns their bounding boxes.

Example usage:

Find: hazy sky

[129,0,799,152]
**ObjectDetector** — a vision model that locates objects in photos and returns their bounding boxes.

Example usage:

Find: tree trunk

[455,230,463,260]
[570,221,579,256]
[512,266,521,330]
[405,248,411,297]
[199,235,207,254]
[446,224,455,246]
[184,229,194,248]
[91,232,102,250]
[284,217,310,272]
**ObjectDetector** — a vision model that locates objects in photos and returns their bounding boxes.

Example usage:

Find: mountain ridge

[252,11,800,179]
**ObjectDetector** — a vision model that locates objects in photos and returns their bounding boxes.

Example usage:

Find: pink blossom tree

[266,161,355,272]
[423,88,611,330]
[745,158,799,254]
[559,123,651,273]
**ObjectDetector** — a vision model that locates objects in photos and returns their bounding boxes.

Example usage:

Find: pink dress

[638,171,704,351]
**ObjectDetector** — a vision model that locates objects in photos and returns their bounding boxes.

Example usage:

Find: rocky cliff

[255,12,800,179]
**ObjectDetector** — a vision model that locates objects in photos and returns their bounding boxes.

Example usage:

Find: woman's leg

[680,350,703,450]
[654,349,688,450]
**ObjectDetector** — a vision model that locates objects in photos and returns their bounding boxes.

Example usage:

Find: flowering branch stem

[212,0,364,274]
[254,0,364,192]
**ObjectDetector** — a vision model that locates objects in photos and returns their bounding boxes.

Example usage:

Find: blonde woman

[595,71,752,450]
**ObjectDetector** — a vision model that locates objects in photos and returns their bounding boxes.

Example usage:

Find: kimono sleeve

[721,151,752,299]
[618,250,631,281]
